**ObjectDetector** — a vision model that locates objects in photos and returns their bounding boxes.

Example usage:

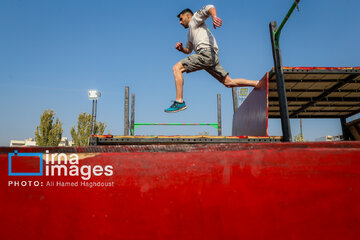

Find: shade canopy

[268,67,360,118]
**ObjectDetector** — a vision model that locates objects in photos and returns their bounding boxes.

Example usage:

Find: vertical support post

[94,99,98,134]
[130,94,135,136]
[124,86,130,136]
[91,100,95,135]
[217,94,222,136]
[269,21,292,142]
[340,117,350,141]
[232,87,238,113]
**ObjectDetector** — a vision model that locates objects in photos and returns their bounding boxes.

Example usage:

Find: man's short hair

[177,8,193,18]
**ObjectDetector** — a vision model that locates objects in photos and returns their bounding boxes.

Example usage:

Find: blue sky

[0,0,359,145]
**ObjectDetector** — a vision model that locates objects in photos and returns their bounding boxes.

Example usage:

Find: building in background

[314,135,343,142]
[10,137,73,147]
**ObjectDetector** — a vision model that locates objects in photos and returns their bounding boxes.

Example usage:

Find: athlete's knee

[173,62,183,73]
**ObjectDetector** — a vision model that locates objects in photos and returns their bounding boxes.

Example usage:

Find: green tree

[35,110,63,146]
[71,112,107,146]
[294,133,304,142]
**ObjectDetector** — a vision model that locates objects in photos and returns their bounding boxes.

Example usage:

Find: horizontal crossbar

[134,123,219,129]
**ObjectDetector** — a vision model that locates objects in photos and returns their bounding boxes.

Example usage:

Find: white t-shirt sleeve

[192,5,215,26]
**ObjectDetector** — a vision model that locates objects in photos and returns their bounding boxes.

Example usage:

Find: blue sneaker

[165,101,187,113]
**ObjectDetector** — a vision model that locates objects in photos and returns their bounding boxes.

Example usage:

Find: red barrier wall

[1,142,360,239]
[232,73,268,136]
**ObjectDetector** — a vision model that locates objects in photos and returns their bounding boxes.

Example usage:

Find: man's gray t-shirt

[185,5,219,54]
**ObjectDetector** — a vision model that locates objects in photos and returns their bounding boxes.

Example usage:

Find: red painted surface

[1,142,360,239]
[232,73,268,136]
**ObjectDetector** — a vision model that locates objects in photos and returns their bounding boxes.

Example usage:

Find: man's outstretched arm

[208,6,223,29]
[193,5,223,29]
[175,42,192,54]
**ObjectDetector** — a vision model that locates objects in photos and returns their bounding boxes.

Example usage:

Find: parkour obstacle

[2,142,360,239]
[2,1,360,239]
[122,87,223,136]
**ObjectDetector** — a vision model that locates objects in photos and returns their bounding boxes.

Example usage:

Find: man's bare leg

[172,62,186,102]
[223,75,264,89]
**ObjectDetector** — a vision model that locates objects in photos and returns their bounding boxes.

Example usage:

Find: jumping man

[165,4,263,113]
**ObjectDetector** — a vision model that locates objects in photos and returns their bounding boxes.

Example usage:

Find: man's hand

[212,16,223,29]
[175,42,184,52]
[175,42,192,54]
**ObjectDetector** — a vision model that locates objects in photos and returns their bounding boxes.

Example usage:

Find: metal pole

[94,99,97,134]
[270,21,292,142]
[91,100,95,135]
[232,87,238,113]
[131,94,135,136]
[274,0,300,46]
[217,94,222,136]
[124,86,129,136]
[340,117,350,141]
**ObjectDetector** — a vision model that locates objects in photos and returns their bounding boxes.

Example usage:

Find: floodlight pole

[91,100,95,135]
[94,99,97,134]
[269,0,300,142]
[90,99,98,135]
[88,90,100,135]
